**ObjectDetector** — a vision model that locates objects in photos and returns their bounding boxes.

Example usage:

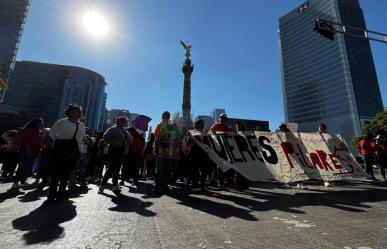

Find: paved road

[0,178,387,249]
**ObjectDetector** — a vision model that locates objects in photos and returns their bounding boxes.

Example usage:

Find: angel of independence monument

[180,40,194,131]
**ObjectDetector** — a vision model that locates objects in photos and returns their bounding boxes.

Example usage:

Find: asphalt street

[0,178,387,249]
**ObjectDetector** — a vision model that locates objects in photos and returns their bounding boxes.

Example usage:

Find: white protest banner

[189,131,366,183]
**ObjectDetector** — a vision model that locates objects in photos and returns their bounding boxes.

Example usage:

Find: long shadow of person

[0,188,25,203]
[18,188,49,203]
[166,190,258,221]
[101,192,156,217]
[12,199,77,245]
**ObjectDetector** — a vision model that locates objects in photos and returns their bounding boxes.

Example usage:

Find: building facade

[210,108,226,124]
[196,115,213,131]
[0,0,30,83]
[279,0,383,143]
[5,61,107,132]
[227,118,270,132]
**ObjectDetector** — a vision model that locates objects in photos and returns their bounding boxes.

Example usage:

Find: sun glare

[82,12,108,37]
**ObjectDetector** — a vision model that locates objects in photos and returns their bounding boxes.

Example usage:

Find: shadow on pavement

[167,190,259,221]
[0,188,25,203]
[12,199,77,245]
[101,191,156,217]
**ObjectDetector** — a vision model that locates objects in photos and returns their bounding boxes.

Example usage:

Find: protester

[70,128,93,187]
[210,113,234,191]
[153,111,182,193]
[189,119,209,191]
[99,116,132,194]
[48,104,86,201]
[12,118,44,189]
[318,123,330,187]
[86,131,103,181]
[35,128,54,190]
[359,134,378,181]
[375,135,387,183]
[143,133,156,179]
[0,129,22,179]
[95,138,108,182]
[318,123,328,134]
[127,126,146,187]
[278,123,290,132]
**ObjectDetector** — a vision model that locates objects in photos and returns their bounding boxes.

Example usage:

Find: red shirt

[359,139,376,156]
[131,132,145,156]
[210,123,234,132]
[21,128,44,156]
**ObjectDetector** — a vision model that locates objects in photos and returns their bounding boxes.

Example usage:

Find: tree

[363,110,387,136]
[352,110,387,152]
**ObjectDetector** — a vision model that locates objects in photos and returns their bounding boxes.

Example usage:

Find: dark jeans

[155,157,177,191]
[364,155,376,179]
[191,157,209,188]
[378,158,387,180]
[129,154,143,184]
[48,139,79,199]
[1,151,19,177]
[14,154,37,184]
[101,146,125,186]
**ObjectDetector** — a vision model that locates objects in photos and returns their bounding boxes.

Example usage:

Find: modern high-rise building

[210,108,226,124]
[5,61,107,132]
[0,0,30,83]
[279,0,383,143]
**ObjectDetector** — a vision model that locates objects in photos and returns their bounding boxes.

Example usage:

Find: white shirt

[49,118,86,151]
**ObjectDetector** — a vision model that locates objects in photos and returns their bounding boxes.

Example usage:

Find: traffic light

[314,19,335,40]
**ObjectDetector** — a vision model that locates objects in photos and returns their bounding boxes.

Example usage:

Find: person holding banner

[375,135,387,183]
[318,123,330,187]
[210,113,234,191]
[188,119,210,192]
[359,134,378,181]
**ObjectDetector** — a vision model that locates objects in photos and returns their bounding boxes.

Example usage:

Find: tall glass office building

[0,0,30,82]
[279,0,383,143]
[5,61,107,133]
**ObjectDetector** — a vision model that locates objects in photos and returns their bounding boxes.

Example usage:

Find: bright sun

[82,12,108,37]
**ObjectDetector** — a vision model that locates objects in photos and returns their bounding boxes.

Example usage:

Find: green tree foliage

[352,110,387,152]
[363,110,387,136]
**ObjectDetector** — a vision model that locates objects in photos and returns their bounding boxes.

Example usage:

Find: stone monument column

[180,41,194,129]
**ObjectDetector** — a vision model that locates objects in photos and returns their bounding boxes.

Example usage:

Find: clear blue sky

[17,0,387,130]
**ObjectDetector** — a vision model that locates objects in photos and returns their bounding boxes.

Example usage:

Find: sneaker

[11,183,20,189]
[112,185,121,193]
[98,185,105,194]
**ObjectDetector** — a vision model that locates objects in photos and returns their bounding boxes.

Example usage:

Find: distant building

[195,115,213,131]
[279,0,384,143]
[5,61,107,132]
[227,118,270,132]
[0,0,30,83]
[210,108,225,124]
[106,109,130,128]
[105,109,140,129]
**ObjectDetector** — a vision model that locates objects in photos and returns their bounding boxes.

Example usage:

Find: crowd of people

[0,105,252,202]
[1,104,386,203]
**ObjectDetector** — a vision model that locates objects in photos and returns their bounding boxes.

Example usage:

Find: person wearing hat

[375,134,387,183]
